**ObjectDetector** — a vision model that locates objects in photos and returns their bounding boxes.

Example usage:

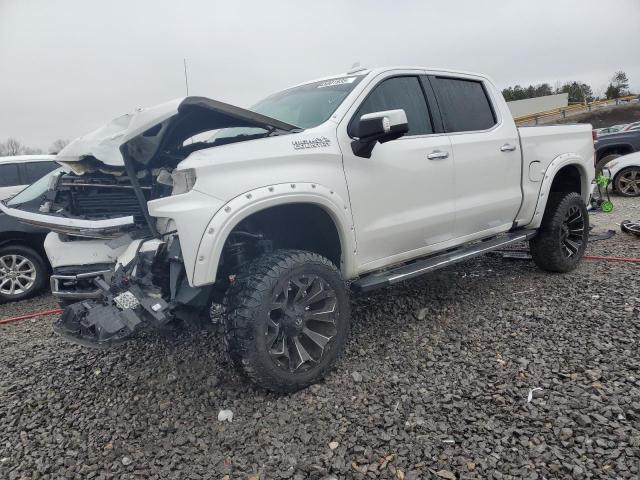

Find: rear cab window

[429,76,497,133]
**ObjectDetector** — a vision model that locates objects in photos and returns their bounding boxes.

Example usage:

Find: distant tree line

[503,71,632,103]
[0,137,69,156]
[605,71,630,100]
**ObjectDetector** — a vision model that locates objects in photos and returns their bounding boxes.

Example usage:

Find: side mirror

[351,109,409,158]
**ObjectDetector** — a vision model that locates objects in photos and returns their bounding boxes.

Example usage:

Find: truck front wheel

[223,249,350,392]
[529,192,589,273]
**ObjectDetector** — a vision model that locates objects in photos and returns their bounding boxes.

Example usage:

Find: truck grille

[72,190,143,219]
[54,174,149,221]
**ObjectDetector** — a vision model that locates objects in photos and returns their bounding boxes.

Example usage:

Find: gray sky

[1,0,639,151]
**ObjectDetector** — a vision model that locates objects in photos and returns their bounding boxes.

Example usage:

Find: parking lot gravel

[1,196,638,480]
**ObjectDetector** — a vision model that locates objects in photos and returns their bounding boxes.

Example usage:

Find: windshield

[6,167,63,207]
[210,75,364,143]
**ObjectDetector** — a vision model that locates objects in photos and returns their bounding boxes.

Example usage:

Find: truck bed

[515,123,595,227]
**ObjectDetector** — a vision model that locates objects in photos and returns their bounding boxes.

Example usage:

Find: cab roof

[290,66,489,89]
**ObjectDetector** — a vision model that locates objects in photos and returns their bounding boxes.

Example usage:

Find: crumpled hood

[56,96,300,168]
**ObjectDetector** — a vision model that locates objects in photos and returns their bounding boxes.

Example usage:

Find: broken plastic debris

[217,409,233,422]
[527,387,543,403]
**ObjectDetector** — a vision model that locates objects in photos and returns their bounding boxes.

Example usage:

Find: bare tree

[4,137,23,156]
[23,146,44,154]
[49,138,69,154]
[0,138,46,156]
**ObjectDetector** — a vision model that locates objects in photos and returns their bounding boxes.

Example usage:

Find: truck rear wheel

[223,249,350,392]
[529,192,588,273]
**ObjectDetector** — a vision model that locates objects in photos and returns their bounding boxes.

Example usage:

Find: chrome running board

[351,230,537,292]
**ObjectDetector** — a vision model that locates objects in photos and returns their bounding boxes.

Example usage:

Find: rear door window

[351,76,433,136]
[22,161,58,183]
[430,77,496,132]
[0,164,21,187]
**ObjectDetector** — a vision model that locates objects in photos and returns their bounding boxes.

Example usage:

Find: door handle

[427,150,449,160]
[500,143,517,152]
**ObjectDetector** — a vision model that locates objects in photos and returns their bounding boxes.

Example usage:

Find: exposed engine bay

[35,166,187,236]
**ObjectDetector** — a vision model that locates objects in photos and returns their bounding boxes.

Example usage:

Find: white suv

[0,155,58,200]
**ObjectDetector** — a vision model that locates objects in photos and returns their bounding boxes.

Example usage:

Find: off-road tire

[0,245,48,302]
[223,249,350,393]
[530,192,589,273]
[594,154,620,176]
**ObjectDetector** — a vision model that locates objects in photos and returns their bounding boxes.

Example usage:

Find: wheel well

[219,203,342,277]
[549,165,582,195]
[0,232,50,269]
[0,232,47,255]
[597,145,633,161]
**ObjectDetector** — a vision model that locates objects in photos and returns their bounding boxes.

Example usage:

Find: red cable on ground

[0,308,63,325]
[583,255,640,263]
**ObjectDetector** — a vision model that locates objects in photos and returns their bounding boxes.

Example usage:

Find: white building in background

[506,93,569,118]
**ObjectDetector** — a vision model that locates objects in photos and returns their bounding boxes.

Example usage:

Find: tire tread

[223,249,349,392]
[530,192,588,273]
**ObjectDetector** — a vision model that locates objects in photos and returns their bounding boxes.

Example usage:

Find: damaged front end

[53,236,209,347]
[1,96,299,347]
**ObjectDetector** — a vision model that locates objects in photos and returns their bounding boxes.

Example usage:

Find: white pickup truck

[2,66,595,392]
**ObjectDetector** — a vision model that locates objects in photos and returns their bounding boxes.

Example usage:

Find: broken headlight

[171,168,197,195]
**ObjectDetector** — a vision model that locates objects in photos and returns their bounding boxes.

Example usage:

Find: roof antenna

[347,61,366,74]
[183,58,190,97]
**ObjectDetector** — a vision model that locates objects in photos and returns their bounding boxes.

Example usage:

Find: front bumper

[52,239,173,347]
[53,278,170,348]
[51,266,112,301]
[51,236,210,348]
[0,201,134,239]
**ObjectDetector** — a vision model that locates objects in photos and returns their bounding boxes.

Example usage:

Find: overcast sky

[1,0,639,150]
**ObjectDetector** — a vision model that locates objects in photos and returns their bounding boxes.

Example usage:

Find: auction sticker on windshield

[317,77,357,88]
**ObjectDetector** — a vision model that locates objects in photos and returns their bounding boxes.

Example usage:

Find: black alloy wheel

[530,192,589,273]
[559,204,585,258]
[224,249,350,393]
[266,273,339,373]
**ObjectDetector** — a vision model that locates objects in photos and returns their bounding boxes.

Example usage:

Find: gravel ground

[1,196,639,480]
